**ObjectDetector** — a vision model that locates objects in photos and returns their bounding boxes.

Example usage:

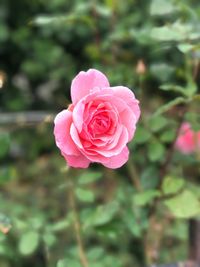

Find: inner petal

[88,112,110,137]
[75,97,120,153]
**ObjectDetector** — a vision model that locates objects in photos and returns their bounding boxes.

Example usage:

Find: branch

[0,111,55,126]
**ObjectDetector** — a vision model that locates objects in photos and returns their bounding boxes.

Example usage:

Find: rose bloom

[54,69,140,169]
[175,122,200,154]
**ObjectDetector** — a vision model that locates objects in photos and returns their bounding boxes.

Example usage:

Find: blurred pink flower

[54,69,140,169]
[175,122,200,154]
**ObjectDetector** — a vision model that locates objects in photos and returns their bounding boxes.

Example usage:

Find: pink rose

[175,122,200,154]
[54,69,140,169]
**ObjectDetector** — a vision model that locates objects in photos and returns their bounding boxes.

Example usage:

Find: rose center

[79,100,118,146]
[88,112,110,137]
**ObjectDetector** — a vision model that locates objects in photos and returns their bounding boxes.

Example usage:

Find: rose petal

[103,146,129,169]
[95,127,129,157]
[175,122,195,154]
[54,110,80,156]
[72,101,85,132]
[71,69,110,104]
[111,86,140,122]
[119,107,137,141]
[62,152,91,168]
[70,123,84,149]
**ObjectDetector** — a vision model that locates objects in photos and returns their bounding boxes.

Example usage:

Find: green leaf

[57,258,81,267]
[148,115,168,132]
[31,15,73,25]
[133,190,161,206]
[31,14,94,28]
[0,24,9,42]
[160,82,196,98]
[78,172,102,185]
[85,44,101,61]
[57,259,67,267]
[150,21,193,42]
[150,0,176,16]
[147,140,165,162]
[83,202,119,228]
[0,166,16,184]
[186,81,197,97]
[164,190,200,218]
[185,112,200,131]
[43,233,56,247]
[14,218,28,231]
[159,84,188,96]
[75,188,95,203]
[177,43,194,53]
[123,209,142,237]
[19,231,40,255]
[29,216,44,230]
[134,126,151,144]
[141,167,159,189]
[95,222,120,239]
[160,129,176,143]
[105,0,117,10]
[87,247,104,260]
[162,176,185,195]
[150,63,174,82]
[0,133,10,158]
[151,26,184,41]
[48,215,72,232]
[95,5,112,17]
[153,97,188,117]
[167,220,188,241]
[123,207,148,237]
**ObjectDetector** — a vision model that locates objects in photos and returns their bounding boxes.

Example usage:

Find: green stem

[68,176,89,267]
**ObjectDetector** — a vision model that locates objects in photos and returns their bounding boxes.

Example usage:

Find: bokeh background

[1,0,200,266]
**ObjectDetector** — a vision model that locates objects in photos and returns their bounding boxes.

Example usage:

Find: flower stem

[126,159,142,191]
[68,180,89,267]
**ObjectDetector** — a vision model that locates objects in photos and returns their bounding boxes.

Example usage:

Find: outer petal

[103,146,129,169]
[119,107,137,141]
[111,86,141,122]
[62,152,91,168]
[72,101,85,132]
[70,123,84,150]
[71,69,110,104]
[54,110,80,156]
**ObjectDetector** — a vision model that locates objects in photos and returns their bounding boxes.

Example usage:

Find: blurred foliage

[1,0,200,266]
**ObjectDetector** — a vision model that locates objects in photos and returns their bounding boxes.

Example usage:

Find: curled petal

[54,110,80,156]
[95,127,129,157]
[103,146,129,169]
[111,86,140,122]
[71,69,110,104]
[62,152,91,168]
